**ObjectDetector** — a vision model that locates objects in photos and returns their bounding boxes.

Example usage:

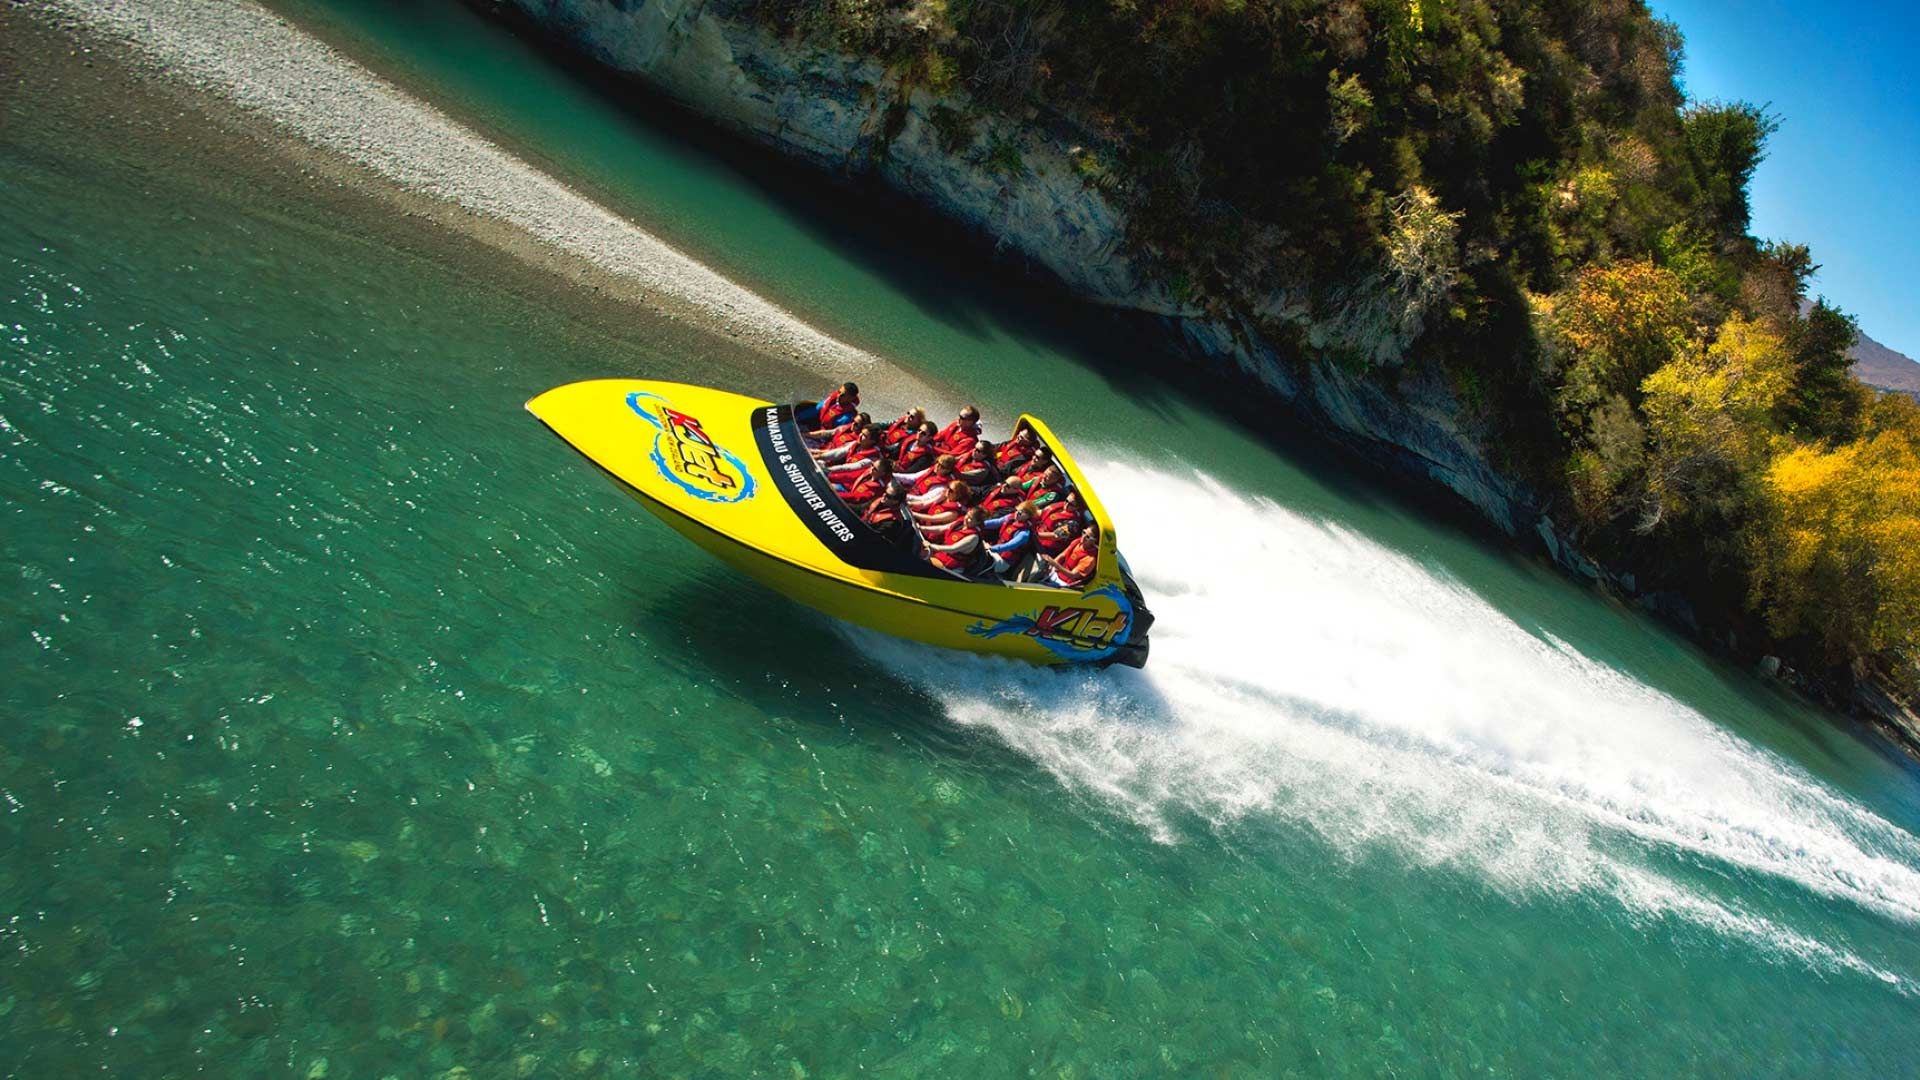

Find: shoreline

[17,0,948,411]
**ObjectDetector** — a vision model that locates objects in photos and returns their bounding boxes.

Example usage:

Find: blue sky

[1654,0,1919,359]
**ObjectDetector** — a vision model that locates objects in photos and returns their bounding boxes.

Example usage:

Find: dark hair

[842,381,859,396]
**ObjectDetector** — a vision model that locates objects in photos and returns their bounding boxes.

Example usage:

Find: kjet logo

[626,392,756,504]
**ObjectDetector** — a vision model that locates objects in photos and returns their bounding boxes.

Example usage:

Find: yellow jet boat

[526,379,1151,668]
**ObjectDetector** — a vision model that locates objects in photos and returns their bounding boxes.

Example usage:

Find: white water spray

[855,458,1920,988]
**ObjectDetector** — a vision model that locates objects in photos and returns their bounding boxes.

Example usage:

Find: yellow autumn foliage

[1748,397,1920,660]
[1635,315,1792,527]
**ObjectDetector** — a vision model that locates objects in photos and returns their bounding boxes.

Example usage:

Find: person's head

[968,441,993,461]
[870,456,893,477]
[934,454,958,476]
[904,406,925,425]
[917,421,938,438]
[1031,446,1052,466]
[883,481,906,501]
[947,481,973,504]
[840,381,859,399]
[855,428,877,447]
[1064,490,1082,508]
[1014,426,1035,445]
[1042,466,1064,486]
[1013,504,1036,524]
[964,507,986,528]
[959,405,980,424]
[853,411,872,429]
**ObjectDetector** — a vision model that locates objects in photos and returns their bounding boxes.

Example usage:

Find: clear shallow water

[3,3,1920,1076]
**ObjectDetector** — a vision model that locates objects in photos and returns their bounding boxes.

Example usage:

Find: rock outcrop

[489,0,1522,525]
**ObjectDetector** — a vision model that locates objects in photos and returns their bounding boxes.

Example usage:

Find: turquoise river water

[4,1,1920,1076]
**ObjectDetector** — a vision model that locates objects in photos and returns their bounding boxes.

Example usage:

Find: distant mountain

[1853,329,1920,397]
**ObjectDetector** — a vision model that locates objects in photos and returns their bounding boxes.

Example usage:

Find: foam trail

[39,0,887,380]
[854,458,1920,988]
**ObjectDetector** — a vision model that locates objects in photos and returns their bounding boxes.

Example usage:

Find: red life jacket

[1038,501,1079,533]
[994,441,1032,471]
[882,416,917,449]
[909,471,950,498]
[818,390,856,428]
[824,423,863,450]
[864,500,905,530]
[895,437,935,472]
[978,487,1021,517]
[1015,457,1051,482]
[839,441,881,466]
[919,496,965,523]
[841,472,885,507]
[934,420,979,457]
[931,523,981,571]
[956,457,996,488]
[995,517,1033,552]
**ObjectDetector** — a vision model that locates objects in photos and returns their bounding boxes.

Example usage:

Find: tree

[1549,258,1694,422]
[1636,314,1792,529]
[1748,396,1920,662]
[1679,101,1778,239]
[1780,299,1869,444]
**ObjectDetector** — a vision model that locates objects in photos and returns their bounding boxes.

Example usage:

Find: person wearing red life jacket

[817,421,878,465]
[986,505,1038,579]
[905,456,958,507]
[1037,490,1084,533]
[862,483,913,548]
[1018,465,1067,508]
[994,427,1037,474]
[1042,521,1099,589]
[1013,446,1053,483]
[977,478,1025,523]
[810,411,871,457]
[955,443,998,489]
[799,381,859,441]
[932,406,982,458]
[880,407,925,452]
[825,424,883,470]
[924,508,989,576]
[833,456,892,506]
[893,421,941,475]
[911,481,972,529]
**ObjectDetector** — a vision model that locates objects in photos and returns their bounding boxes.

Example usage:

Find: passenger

[933,406,983,457]
[861,483,914,548]
[831,451,891,502]
[1041,521,1099,589]
[987,505,1038,579]
[955,442,998,489]
[880,407,926,452]
[1017,465,1067,508]
[904,456,959,505]
[798,381,859,438]
[994,426,1038,473]
[1013,446,1053,482]
[893,421,941,474]
[1037,490,1085,533]
[910,481,972,529]
[923,507,990,577]
[977,477,1026,523]
[814,418,875,463]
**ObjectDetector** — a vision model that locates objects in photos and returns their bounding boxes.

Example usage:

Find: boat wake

[851,457,1920,991]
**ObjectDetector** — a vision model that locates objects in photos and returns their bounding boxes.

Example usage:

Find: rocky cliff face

[491,0,1549,530]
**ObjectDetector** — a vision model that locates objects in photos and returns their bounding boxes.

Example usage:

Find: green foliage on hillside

[748,0,1903,677]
